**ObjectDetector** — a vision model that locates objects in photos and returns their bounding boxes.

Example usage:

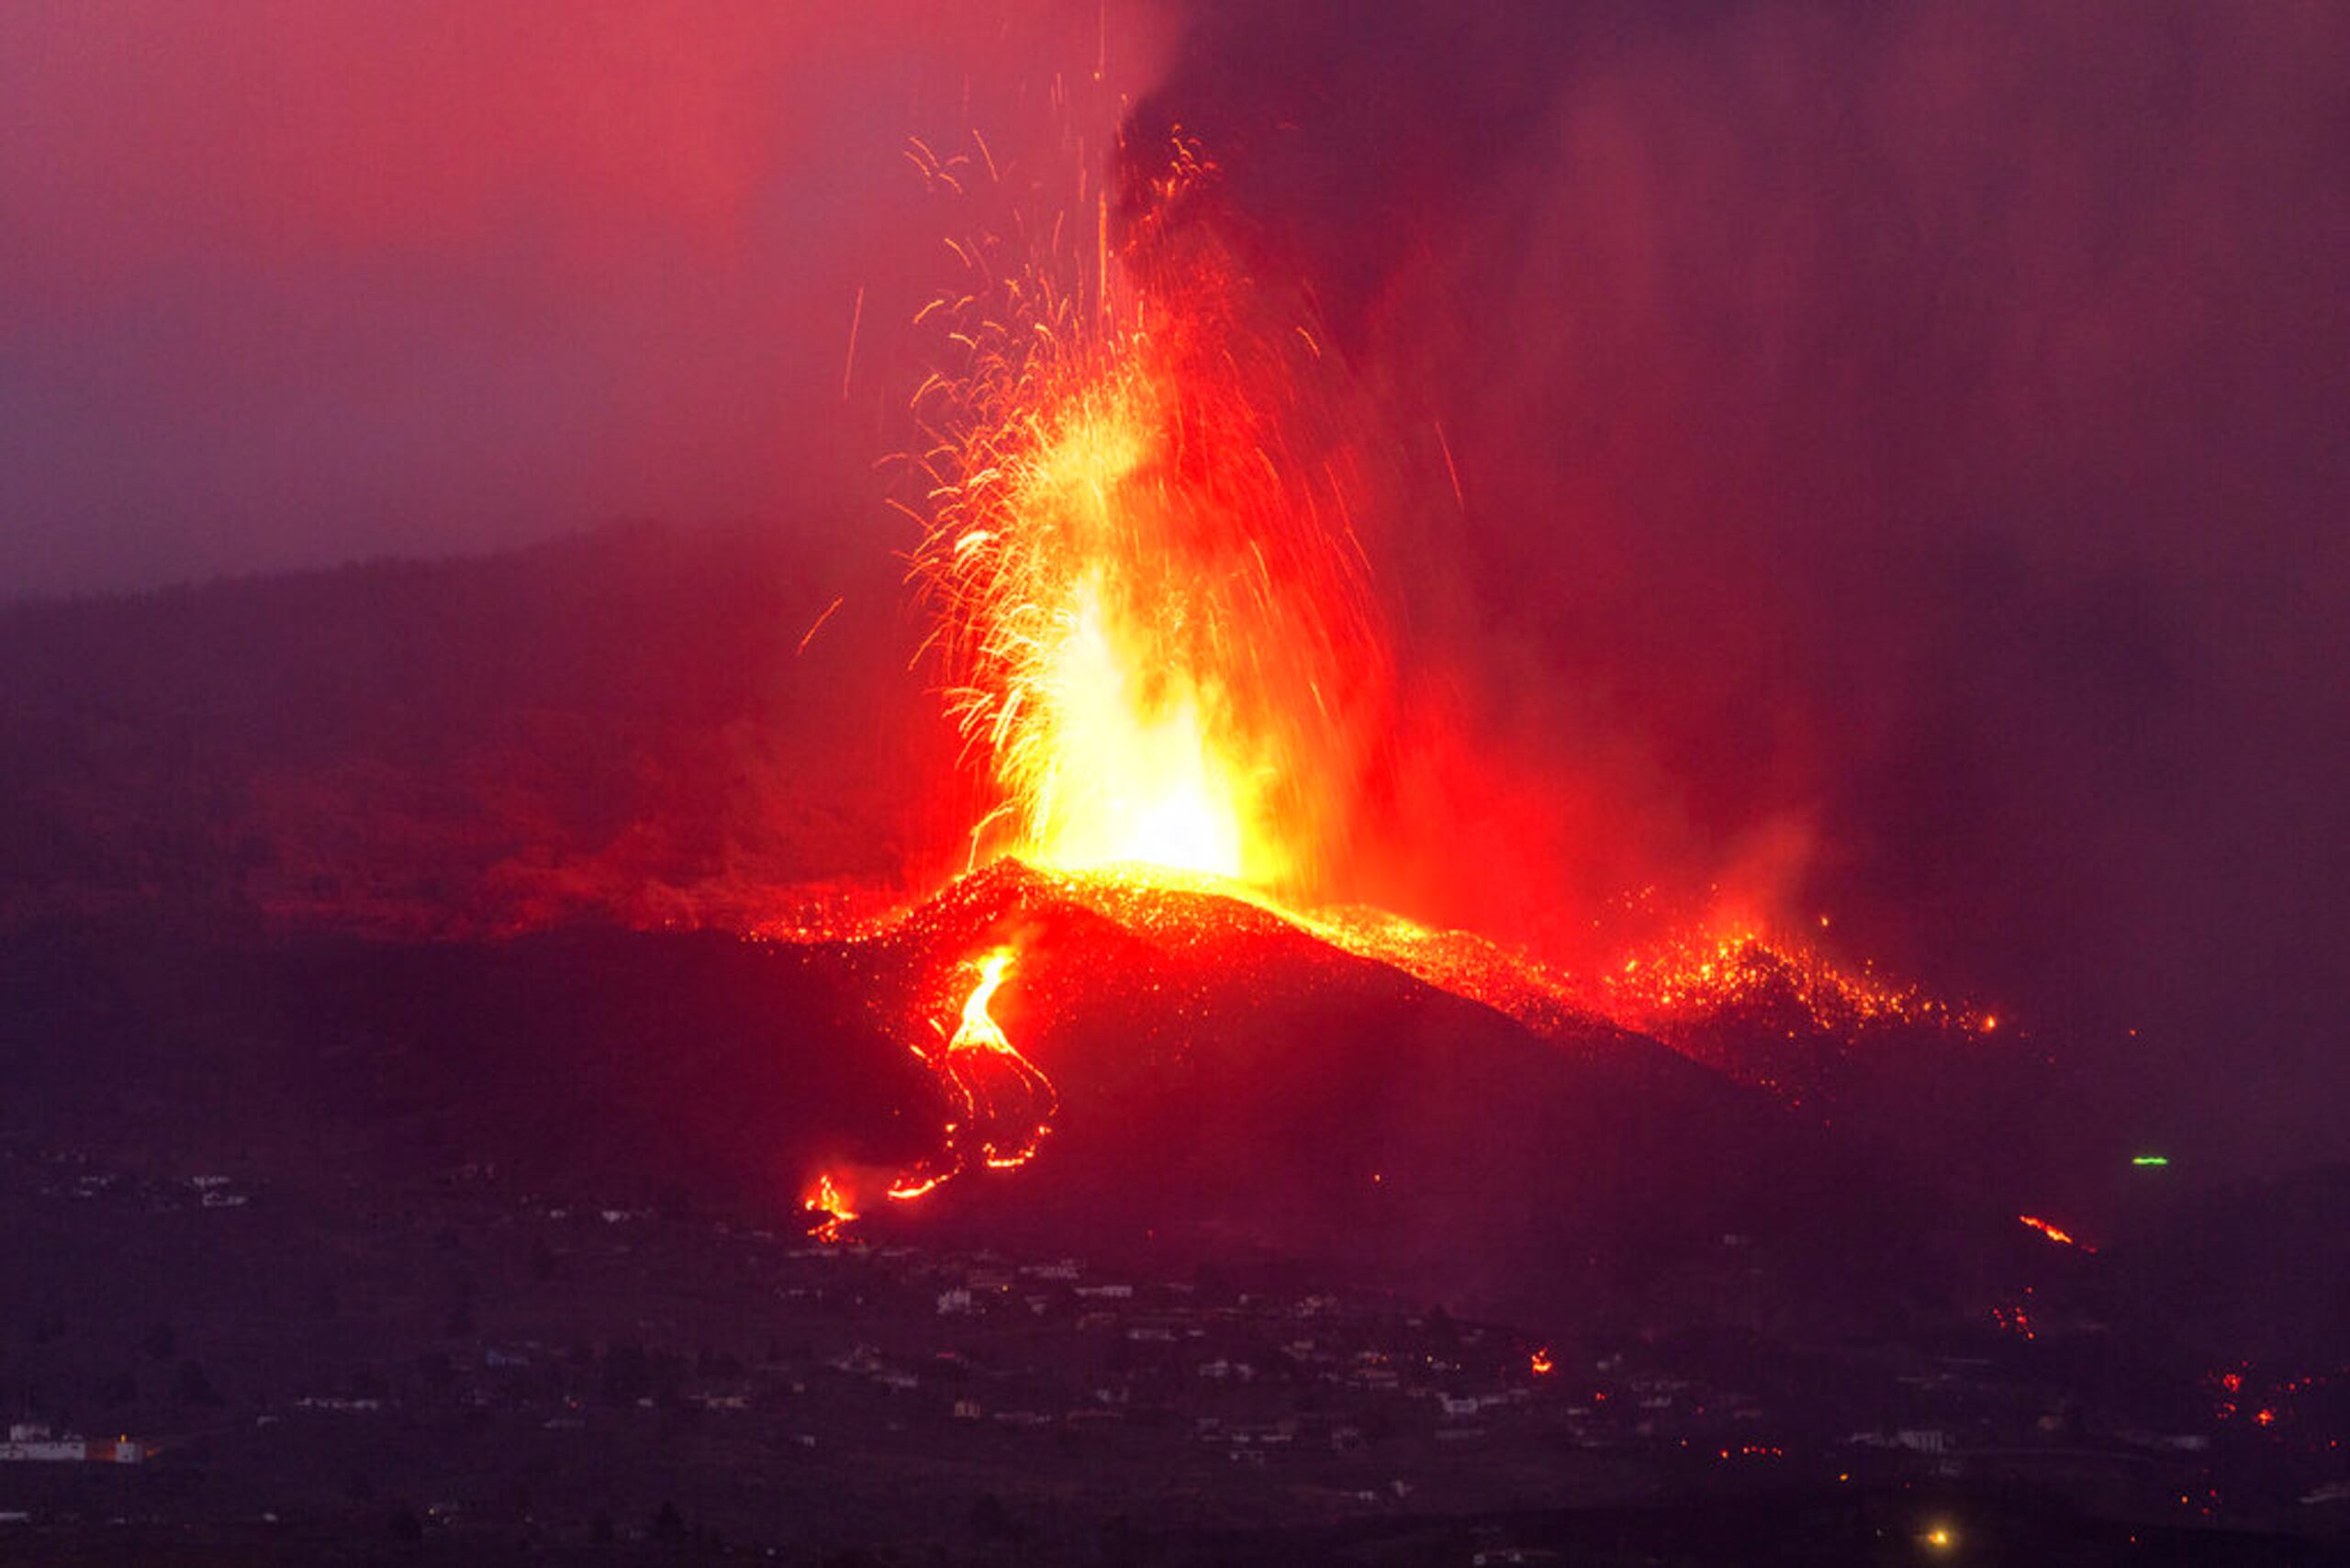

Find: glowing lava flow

[801,1171,857,1245]
[2018,1213,2095,1252]
[802,946,1057,1242]
[922,946,1058,1174]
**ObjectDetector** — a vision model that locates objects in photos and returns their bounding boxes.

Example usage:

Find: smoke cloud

[1128,0,2350,1166]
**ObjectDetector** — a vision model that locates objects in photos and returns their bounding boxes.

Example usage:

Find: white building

[0,1436,144,1464]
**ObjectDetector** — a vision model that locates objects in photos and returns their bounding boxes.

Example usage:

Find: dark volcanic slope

[0,922,934,1204]
[2,862,1976,1328]
[853,863,1964,1320]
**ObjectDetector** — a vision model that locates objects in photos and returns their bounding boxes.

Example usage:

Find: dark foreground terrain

[0,1137,2342,1567]
[3,919,2347,1565]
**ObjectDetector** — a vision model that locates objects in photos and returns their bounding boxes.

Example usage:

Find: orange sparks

[842,284,865,400]
[906,131,1379,893]
[1603,919,1994,1039]
[802,1170,857,1244]
[796,595,844,656]
[1433,420,1465,512]
[1529,1348,1556,1377]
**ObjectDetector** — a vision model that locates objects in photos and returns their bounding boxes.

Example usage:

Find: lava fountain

[800,133,1389,1240]
[905,133,1382,893]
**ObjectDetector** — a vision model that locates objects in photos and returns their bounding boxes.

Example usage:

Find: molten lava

[801,1170,857,1245]
[923,946,1058,1174]
[2018,1213,2094,1251]
[952,946,1017,1052]
[802,945,1058,1241]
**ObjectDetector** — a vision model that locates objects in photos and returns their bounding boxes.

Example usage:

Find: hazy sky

[0,0,1160,593]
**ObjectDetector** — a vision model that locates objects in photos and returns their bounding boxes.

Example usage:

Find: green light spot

[2132,1155,2169,1167]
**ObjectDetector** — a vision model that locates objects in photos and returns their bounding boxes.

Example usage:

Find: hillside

[0,521,954,936]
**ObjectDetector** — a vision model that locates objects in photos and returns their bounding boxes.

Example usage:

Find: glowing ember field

[796,133,1997,1240]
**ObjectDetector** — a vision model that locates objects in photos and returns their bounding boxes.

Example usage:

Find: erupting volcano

[10,6,2345,1557]
[791,129,1996,1244]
